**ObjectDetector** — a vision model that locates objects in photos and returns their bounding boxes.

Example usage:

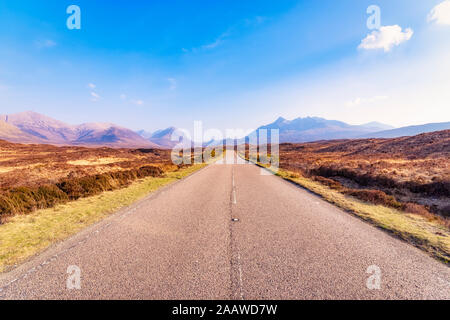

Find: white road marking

[232,168,237,204]
[238,252,244,300]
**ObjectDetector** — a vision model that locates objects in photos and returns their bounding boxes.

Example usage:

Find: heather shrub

[35,185,69,207]
[0,165,168,221]
[312,176,343,190]
[343,189,403,209]
[440,205,450,218]
[137,165,163,178]
[401,202,430,215]
[0,185,68,219]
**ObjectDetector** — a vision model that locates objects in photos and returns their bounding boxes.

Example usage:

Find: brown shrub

[343,189,403,209]
[440,205,450,218]
[0,165,167,221]
[35,185,69,207]
[0,185,68,218]
[312,176,343,190]
[137,165,164,178]
[401,202,430,215]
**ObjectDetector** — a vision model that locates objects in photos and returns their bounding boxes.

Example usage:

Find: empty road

[0,153,449,299]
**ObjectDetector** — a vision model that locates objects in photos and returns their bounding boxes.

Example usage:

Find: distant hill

[137,127,185,148]
[360,122,450,138]
[316,130,450,159]
[360,121,395,131]
[0,111,79,144]
[0,119,42,144]
[135,129,153,140]
[246,116,394,143]
[0,111,160,148]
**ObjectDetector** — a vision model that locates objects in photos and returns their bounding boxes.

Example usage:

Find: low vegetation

[240,130,450,263]
[0,164,206,272]
[275,168,450,263]
[0,140,177,223]
[277,130,450,219]
[0,139,213,271]
[0,166,166,222]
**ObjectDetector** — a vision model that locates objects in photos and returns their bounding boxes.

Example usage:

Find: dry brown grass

[0,164,207,272]
[0,140,173,190]
[239,131,449,261]
[0,140,183,222]
[275,130,450,218]
[241,152,450,263]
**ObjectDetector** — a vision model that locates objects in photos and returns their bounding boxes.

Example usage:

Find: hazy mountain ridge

[1,111,448,147]
[0,111,159,148]
[247,116,450,143]
[136,127,182,148]
[360,122,450,139]
[249,116,394,143]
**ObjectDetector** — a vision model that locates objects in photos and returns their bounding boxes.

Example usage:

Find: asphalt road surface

[0,152,449,299]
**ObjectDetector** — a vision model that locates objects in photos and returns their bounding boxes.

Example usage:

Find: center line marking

[232,167,236,204]
[237,252,244,300]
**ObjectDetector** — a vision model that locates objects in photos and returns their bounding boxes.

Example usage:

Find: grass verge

[243,154,449,263]
[0,164,206,272]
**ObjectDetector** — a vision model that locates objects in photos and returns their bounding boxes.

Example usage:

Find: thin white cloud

[197,31,231,51]
[35,39,56,49]
[201,37,226,50]
[244,16,267,26]
[185,29,233,53]
[167,78,177,90]
[346,95,388,107]
[359,25,413,52]
[131,99,144,106]
[428,0,450,25]
[120,94,143,106]
[90,92,100,102]
[183,17,265,54]
[88,83,96,89]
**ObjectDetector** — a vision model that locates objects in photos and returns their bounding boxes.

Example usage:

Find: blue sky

[0,0,449,133]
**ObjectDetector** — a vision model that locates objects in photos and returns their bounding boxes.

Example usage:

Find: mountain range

[247,116,395,143]
[1,111,449,148]
[0,111,159,148]
[360,122,450,139]
[136,127,180,148]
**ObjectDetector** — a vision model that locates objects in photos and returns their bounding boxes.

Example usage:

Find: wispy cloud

[184,16,266,53]
[201,31,230,50]
[167,78,177,90]
[428,0,450,25]
[35,39,57,49]
[184,31,231,53]
[346,95,388,107]
[359,25,413,52]
[87,83,100,101]
[90,91,101,102]
[131,99,144,106]
[119,93,144,106]
[243,16,267,27]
